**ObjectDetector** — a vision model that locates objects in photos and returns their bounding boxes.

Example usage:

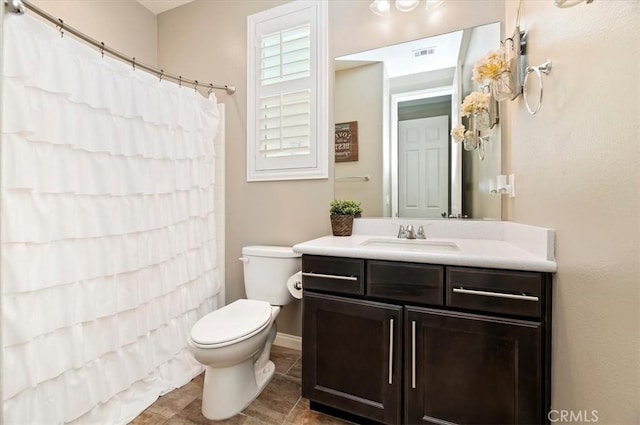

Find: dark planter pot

[330,214,354,236]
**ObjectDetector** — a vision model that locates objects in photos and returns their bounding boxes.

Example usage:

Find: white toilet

[187,245,301,420]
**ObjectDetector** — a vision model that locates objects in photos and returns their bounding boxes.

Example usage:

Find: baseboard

[274,332,302,351]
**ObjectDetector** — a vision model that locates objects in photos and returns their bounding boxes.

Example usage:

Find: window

[247,1,328,181]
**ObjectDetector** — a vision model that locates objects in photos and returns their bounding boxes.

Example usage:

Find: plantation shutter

[247,1,328,181]
[260,25,311,86]
[259,90,311,158]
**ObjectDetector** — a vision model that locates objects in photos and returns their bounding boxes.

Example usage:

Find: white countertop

[292,219,557,273]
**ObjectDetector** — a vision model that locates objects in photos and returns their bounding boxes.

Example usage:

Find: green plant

[329,199,362,216]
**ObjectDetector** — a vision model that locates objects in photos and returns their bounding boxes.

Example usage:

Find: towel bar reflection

[335,175,370,182]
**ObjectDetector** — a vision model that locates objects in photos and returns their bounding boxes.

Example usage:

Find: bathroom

[1,0,638,424]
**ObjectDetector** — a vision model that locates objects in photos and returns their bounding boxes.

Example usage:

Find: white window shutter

[260,24,311,86]
[259,90,311,158]
[247,1,328,181]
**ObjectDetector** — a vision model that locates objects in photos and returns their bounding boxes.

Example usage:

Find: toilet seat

[190,299,272,348]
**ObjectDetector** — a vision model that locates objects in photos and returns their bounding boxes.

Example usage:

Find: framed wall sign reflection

[335,121,358,162]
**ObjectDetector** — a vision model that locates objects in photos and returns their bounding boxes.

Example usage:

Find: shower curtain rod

[4,0,237,95]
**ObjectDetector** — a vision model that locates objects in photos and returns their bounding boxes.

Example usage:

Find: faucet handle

[416,225,426,239]
[397,225,406,239]
[405,224,416,239]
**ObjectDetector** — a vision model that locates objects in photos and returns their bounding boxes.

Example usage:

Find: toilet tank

[241,246,301,306]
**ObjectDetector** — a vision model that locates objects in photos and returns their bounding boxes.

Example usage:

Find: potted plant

[329,200,362,236]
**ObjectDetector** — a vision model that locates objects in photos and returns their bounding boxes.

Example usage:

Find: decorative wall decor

[335,121,359,162]
[472,48,514,101]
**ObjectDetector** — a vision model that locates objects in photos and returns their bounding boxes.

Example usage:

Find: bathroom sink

[360,238,460,253]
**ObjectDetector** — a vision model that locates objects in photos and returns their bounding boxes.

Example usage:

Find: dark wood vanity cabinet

[302,255,553,425]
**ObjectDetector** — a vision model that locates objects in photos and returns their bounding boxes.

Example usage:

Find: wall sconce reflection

[451,91,497,160]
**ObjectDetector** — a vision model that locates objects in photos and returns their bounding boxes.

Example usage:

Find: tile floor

[130,346,355,425]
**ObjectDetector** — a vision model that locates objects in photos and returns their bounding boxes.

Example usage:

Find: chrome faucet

[398,224,426,239]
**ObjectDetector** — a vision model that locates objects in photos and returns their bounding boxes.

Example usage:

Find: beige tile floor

[130,346,355,425]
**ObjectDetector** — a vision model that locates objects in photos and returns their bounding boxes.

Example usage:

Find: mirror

[334,22,502,220]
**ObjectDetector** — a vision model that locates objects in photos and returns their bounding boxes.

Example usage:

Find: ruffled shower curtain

[1,13,222,424]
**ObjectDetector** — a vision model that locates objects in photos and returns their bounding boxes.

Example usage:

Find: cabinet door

[405,307,543,425]
[303,292,402,424]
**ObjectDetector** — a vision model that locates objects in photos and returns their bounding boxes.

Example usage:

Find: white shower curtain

[1,13,222,424]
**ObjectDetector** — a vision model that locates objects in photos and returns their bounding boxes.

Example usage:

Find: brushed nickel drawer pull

[411,320,416,389]
[453,287,539,302]
[301,272,358,281]
[388,318,394,385]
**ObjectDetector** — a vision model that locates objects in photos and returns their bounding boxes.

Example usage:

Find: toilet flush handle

[238,257,249,264]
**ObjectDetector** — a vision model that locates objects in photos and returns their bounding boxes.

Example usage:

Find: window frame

[247,0,328,182]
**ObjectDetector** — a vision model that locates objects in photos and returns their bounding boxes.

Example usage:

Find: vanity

[293,219,556,425]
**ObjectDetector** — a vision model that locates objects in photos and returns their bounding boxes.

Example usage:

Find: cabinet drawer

[446,267,543,318]
[302,255,365,295]
[368,261,443,306]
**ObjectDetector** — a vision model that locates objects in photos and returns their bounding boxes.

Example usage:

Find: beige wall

[328,1,504,58]
[30,0,157,66]
[503,1,639,422]
[335,63,384,217]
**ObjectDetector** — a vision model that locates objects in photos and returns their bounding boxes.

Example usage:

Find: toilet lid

[190,299,272,346]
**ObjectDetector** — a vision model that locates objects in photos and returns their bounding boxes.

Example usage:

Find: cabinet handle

[301,272,358,281]
[453,287,539,302]
[411,320,416,389]
[388,318,394,385]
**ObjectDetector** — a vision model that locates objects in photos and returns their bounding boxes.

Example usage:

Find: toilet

[187,245,301,420]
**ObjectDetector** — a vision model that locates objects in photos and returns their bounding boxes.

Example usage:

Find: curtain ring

[100,42,105,59]
[523,60,552,115]
[178,76,182,88]
[159,69,164,82]
[193,80,199,92]
[208,84,214,96]
[58,18,64,38]
[7,0,25,14]
[132,57,136,71]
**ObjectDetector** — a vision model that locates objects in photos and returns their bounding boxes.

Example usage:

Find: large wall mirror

[334,22,502,220]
